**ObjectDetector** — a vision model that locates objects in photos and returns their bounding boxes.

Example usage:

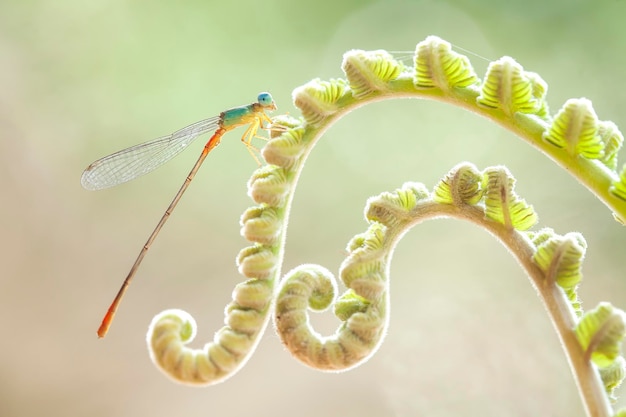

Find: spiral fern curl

[145,35,626,416]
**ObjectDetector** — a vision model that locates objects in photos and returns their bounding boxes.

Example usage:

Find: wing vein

[81,116,221,190]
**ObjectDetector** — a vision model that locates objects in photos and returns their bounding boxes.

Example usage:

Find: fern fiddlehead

[144,35,626,415]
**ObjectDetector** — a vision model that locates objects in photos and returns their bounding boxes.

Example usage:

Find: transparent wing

[81,116,221,190]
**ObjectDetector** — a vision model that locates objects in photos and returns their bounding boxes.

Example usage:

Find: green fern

[135,35,626,416]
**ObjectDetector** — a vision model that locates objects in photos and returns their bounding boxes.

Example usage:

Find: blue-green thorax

[219,94,277,128]
[220,105,255,128]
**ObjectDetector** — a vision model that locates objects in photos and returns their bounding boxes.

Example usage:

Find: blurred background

[2,0,626,416]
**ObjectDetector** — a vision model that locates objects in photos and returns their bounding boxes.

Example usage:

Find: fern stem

[144,36,624,414]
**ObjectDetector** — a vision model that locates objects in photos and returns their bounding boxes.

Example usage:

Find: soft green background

[2,1,625,416]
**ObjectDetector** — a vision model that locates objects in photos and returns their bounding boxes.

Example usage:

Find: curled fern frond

[414,35,479,89]
[240,206,282,246]
[432,162,483,205]
[365,182,430,228]
[575,302,626,367]
[527,228,582,317]
[482,166,538,230]
[268,161,625,417]
[340,223,388,301]
[236,244,278,279]
[543,98,604,159]
[477,57,548,117]
[262,125,306,170]
[275,262,385,370]
[292,78,349,125]
[531,231,586,288]
[342,49,404,98]
[247,165,291,207]
[231,279,273,312]
[148,309,234,385]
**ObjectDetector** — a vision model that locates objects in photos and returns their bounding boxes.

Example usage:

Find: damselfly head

[257,92,277,111]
